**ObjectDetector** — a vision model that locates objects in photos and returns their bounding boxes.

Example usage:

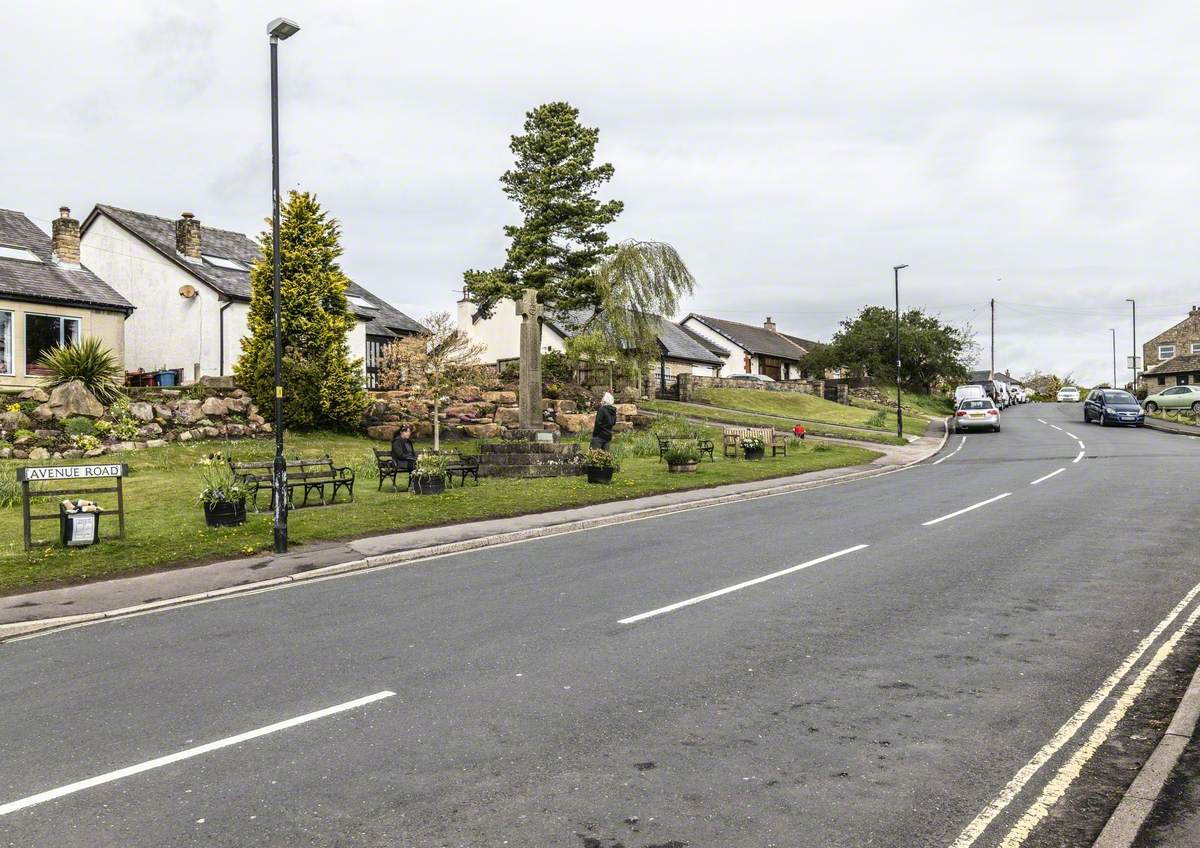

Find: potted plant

[664,443,701,473]
[582,448,618,484]
[199,465,247,527]
[741,434,766,460]
[412,453,449,495]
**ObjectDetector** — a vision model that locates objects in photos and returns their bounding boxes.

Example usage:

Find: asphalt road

[3,402,1199,848]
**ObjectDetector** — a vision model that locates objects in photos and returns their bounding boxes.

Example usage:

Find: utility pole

[1110,328,1117,388]
[990,298,996,376]
[1126,298,1137,391]
[893,265,907,440]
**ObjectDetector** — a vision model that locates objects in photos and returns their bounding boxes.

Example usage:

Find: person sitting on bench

[391,425,417,472]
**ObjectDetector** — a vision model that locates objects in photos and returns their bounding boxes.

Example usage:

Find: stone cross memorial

[515,287,544,431]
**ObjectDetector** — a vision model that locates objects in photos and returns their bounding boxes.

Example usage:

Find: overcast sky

[4,1,1198,385]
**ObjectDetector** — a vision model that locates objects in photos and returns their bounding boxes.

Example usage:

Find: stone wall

[677,374,825,403]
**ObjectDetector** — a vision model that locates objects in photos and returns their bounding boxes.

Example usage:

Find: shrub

[865,409,889,429]
[63,416,97,437]
[199,464,248,507]
[71,434,101,452]
[13,429,34,441]
[37,337,126,404]
[414,453,450,480]
[664,443,701,465]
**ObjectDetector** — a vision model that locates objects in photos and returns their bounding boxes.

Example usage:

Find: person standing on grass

[591,392,617,451]
[391,425,417,472]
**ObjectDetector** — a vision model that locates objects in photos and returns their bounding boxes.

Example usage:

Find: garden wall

[677,374,829,402]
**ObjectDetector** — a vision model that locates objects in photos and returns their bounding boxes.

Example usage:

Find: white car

[996,384,1011,408]
[954,384,987,404]
[955,398,1001,432]
[725,373,775,383]
[1057,386,1081,402]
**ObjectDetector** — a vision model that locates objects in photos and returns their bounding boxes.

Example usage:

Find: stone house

[0,207,132,391]
[679,314,813,380]
[80,204,423,386]
[1139,307,1200,389]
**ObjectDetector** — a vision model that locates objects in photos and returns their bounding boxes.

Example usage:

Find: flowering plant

[199,464,247,507]
[582,448,618,469]
[740,435,765,450]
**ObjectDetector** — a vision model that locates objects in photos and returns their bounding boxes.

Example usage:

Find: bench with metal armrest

[229,456,355,510]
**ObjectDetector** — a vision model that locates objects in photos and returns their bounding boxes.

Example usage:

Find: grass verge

[691,387,931,436]
[642,399,908,445]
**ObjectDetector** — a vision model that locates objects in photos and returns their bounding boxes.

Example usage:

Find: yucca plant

[38,337,125,404]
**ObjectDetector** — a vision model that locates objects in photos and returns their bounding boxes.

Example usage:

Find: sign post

[16,464,127,550]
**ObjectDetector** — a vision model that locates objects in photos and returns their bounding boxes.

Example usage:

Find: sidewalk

[1129,722,1200,847]
[0,422,946,640]
[1142,416,1200,438]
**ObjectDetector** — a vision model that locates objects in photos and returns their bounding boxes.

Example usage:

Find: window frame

[1159,344,1176,360]
[24,312,81,377]
[0,309,12,376]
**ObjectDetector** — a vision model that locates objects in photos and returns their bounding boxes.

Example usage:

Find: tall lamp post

[1125,298,1137,392]
[893,265,908,440]
[269,16,300,554]
[1109,328,1117,389]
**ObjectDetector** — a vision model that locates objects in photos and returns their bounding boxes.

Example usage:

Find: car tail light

[956,410,967,417]
[987,409,998,415]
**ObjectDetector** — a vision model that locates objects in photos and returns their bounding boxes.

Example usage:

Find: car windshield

[961,400,992,410]
[1103,392,1137,404]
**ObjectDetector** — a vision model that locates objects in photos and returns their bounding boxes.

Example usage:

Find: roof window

[348,295,378,310]
[201,254,246,271]
[0,245,41,263]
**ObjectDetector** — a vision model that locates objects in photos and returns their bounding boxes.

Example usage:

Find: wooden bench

[372,449,480,491]
[230,456,355,510]
[656,434,716,462]
[722,426,788,458]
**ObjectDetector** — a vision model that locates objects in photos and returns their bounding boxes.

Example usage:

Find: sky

[3,1,1198,386]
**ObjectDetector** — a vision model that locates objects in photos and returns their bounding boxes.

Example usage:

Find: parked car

[970,379,1001,405]
[1057,386,1081,402]
[955,384,987,404]
[725,373,775,383]
[1143,385,1200,413]
[996,384,1011,408]
[1010,386,1027,403]
[954,398,1000,432]
[1083,389,1145,426]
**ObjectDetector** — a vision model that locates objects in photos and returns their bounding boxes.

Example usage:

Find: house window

[25,314,80,376]
[1191,343,1200,355]
[1159,344,1176,360]
[1158,377,1166,385]
[0,311,11,375]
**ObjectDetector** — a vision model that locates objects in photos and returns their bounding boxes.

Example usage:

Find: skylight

[0,245,41,263]
[201,254,246,271]
[348,295,378,310]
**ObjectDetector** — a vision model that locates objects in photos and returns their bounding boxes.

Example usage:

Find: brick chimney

[175,212,201,262]
[1191,305,1200,317]
[764,316,777,333]
[51,206,80,266]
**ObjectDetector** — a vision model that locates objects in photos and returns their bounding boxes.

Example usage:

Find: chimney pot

[176,212,201,260]
[51,206,81,266]
[764,316,777,332]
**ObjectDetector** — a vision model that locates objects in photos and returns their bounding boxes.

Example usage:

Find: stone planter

[667,461,698,473]
[412,474,446,495]
[585,465,614,484]
[743,446,765,460]
[203,499,247,528]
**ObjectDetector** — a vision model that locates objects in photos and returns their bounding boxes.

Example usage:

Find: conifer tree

[235,191,367,431]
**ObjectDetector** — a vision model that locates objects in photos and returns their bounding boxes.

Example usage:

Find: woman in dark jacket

[590,392,617,450]
[390,425,418,471]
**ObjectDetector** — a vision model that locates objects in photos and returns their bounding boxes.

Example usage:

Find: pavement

[2,402,1199,847]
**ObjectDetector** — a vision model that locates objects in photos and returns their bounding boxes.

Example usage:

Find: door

[760,357,783,381]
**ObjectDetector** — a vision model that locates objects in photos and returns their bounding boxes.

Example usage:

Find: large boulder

[366,424,401,441]
[128,401,154,422]
[552,399,578,414]
[555,412,596,434]
[174,399,204,425]
[463,423,503,439]
[200,397,229,417]
[0,410,32,431]
[153,403,174,421]
[483,390,517,405]
[43,381,104,420]
[17,387,48,403]
[495,407,521,426]
[224,396,251,414]
[137,422,163,437]
[28,447,50,460]
[30,404,55,423]
[615,403,638,419]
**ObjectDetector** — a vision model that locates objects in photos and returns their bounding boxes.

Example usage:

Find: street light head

[268,17,300,40]
[894,264,908,271]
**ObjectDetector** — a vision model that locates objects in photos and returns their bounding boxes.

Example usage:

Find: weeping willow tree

[565,239,696,378]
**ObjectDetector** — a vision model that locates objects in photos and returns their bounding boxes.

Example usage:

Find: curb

[1093,661,1200,847]
[2,421,949,643]
[1142,418,1200,438]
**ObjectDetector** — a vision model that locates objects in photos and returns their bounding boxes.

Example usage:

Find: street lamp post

[1109,328,1117,389]
[893,265,908,440]
[268,16,300,554]
[1125,298,1137,391]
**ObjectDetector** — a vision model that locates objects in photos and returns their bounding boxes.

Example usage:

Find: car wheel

[1191,401,1200,414]
[993,424,1000,432]
[1145,401,1158,412]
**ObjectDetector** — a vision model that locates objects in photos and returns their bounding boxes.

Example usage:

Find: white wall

[348,318,368,371]
[457,296,566,363]
[679,317,745,377]
[221,301,249,377]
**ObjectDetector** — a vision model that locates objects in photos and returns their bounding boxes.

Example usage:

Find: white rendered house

[80,205,422,385]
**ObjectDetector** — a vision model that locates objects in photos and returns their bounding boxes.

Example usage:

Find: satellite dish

[178,284,197,298]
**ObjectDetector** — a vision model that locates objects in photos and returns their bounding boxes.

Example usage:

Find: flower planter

[585,465,615,484]
[203,499,247,527]
[743,447,765,460]
[667,461,698,473]
[412,474,446,495]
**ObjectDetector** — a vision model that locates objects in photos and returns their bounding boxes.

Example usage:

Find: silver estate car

[954,398,1000,433]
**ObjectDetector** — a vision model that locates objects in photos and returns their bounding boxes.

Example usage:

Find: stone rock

[13,435,33,446]
[555,412,595,434]
[444,403,485,418]
[203,426,221,438]
[232,388,248,398]
[17,387,48,402]
[367,424,401,440]
[128,401,154,422]
[463,423,503,439]
[224,396,250,414]
[413,421,432,438]
[615,403,638,418]
[34,429,58,439]
[225,424,245,437]
[483,390,517,405]
[197,418,214,427]
[406,400,429,417]
[84,447,106,457]
[174,399,204,425]
[108,441,136,453]
[201,397,229,417]
[137,423,163,437]
[259,422,272,433]
[158,389,181,397]
[52,452,62,459]
[12,449,29,459]
[458,386,483,402]
[552,399,578,414]
[248,413,265,426]
[0,447,10,459]
[44,380,105,419]
[495,407,521,426]
[0,411,32,431]
[612,421,634,433]
[177,431,193,442]
[146,439,167,448]
[153,403,174,421]
[31,403,55,423]
[28,447,50,460]
[61,449,84,458]
[631,413,655,429]
[197,375,235,388]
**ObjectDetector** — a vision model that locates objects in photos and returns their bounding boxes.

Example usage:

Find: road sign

[1127,356,1142,368]
[16,464,127,550]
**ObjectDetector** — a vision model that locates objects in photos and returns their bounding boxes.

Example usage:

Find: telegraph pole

[990,298,996,375]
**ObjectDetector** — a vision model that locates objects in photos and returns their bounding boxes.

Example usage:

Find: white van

[955,384,987,404]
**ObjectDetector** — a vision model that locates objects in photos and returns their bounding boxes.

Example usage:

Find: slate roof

[679,323,731,358]
[684,314,810,361]
[781,333,822,353]
[0,209,133,313]
[1144,354,1200,376]
[654,318,725,365]
[82,204,423,337]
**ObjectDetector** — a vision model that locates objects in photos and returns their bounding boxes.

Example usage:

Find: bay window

[25,314,80,376]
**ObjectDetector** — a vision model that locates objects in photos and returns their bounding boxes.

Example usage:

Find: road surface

[2,402,1198,847]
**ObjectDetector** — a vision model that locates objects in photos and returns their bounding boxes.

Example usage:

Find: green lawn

[849,390,955,419]
[641,399,907,445]
[690,387,930,437]
[0,429,879,595]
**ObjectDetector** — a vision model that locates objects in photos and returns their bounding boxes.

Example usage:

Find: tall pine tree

[463,101,624,323]
[235,191,367,431]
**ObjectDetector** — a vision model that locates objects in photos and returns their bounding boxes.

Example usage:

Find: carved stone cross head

[516,287,544,321]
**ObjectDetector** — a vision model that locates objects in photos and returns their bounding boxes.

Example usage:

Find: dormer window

[1159,344,1176,360]
[0,245,41,263]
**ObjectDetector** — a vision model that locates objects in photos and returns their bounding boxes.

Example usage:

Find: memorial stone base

[476,440,583,478]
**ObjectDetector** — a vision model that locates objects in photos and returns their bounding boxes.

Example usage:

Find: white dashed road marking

[1073,450,1084,463]
[922,493,1011,527]
[932,435,967,465]
[1030,468,1066,486]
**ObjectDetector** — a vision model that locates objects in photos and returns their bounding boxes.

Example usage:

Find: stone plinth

[476,441,582,478]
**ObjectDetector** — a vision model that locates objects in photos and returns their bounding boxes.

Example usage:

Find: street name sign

[17,464,126,482]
